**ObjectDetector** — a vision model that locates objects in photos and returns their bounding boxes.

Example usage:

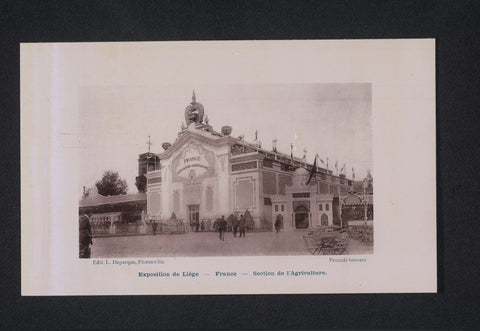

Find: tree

[95,170,128,196]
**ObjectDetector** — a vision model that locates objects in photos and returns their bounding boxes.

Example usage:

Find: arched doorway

[294,205,309,229]
[321,213,328,226]
[275,214,283,230]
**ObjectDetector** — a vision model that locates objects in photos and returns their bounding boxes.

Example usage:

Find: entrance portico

[285,168,334,229]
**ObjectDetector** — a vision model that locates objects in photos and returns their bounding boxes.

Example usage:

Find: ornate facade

[145,93,370,231]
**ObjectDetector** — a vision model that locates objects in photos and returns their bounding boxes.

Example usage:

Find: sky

[79,83,372,195]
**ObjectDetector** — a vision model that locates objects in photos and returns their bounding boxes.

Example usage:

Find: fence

[92,216,273,237]
[92,218,187,237]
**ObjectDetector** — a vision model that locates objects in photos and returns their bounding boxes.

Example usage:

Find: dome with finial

[162,142,171,150]
[184,90,205,125]
[221,126,232,135]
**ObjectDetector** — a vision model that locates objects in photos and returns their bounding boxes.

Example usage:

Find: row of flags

[242,130,357,180]
[306,154,356,185]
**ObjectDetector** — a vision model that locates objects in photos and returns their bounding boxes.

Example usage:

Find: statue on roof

[184,90,205,125]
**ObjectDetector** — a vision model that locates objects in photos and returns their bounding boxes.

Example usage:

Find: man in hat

[239,214,246,238]
[79,214,93,258]
[218,215,227,241]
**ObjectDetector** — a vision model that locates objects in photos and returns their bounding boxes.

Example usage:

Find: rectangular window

[263,159,273,168]
[293,193,310,198]
[147,176,162,184]
[281,204,284,212]
[232,161,257,172]
[263,171,276,194]
[278,174,292,195]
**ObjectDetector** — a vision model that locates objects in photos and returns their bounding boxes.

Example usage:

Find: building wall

[147,136,231,222]
[145,131,361,231]
[271,198,289,230]
[230,158,261,227]
[314,196,334,227]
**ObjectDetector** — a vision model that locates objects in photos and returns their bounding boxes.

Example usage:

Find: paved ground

[91,230,373,258]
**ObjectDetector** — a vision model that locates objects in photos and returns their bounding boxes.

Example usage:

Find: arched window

[206,187,213,211]
[319,204,323,211]
[321,214,328,226]
[281,204,284,212]
[326,203,329,211]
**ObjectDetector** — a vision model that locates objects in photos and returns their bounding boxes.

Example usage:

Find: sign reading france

[172,141,215,183]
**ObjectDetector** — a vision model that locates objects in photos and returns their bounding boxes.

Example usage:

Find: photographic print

[78,83,373,258]
[21,40,436,295]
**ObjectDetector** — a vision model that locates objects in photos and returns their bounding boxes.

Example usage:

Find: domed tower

[184,90,205,125]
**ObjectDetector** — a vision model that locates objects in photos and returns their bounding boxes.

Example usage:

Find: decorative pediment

[171,139,216,184]
[293,200,310,212]
[158,129,230,160]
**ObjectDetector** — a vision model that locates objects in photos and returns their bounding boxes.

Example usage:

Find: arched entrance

[294,205,309,229]
[275,214,283,230]
[320,213,328,226]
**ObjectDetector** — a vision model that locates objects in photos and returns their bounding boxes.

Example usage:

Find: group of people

[190,219,212,232]
[231,214,247,238]
[213,214,247,241]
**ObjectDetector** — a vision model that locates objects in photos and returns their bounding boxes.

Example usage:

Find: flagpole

[306,154,317,185]
[290,143,294,165]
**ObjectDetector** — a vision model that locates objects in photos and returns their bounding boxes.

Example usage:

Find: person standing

[79,214,93,258]
[218,216,227,241]
[152,221,157,236]
[239,214,246,238]
[233,215,239,238]
[274,215,282,235]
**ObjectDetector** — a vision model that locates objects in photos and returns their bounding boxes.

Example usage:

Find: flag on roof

[306,155,317,185]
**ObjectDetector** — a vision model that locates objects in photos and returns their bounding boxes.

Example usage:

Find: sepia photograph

[78,84,374,258]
